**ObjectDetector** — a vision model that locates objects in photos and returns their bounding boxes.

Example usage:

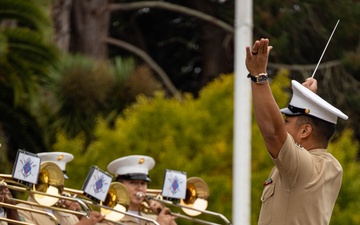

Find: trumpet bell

[181,177,209,216]
[32,162,64,207]
[101,182,130,221]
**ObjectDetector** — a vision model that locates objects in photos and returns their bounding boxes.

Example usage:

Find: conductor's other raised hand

[302,77,318,93]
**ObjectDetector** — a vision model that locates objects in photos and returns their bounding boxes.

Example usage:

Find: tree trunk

[51,0,73,52]
[188,0,234,90]
[69,0,111,59]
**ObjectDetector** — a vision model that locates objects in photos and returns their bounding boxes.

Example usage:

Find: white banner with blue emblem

[82,166,113,203]
[162,169,187,200]
[12,149,40,186]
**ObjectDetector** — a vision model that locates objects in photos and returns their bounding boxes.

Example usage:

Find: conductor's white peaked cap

[107,155,155,182]
[280,80,348,124]
[37,152,74,179]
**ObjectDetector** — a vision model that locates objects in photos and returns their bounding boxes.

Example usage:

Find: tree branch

[268,60,341,71]
[108,1,234,35]
[104,37,182,100]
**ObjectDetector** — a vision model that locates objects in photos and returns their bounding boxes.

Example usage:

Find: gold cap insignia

[57,155,64,161]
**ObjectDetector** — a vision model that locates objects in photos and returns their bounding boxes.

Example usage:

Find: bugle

[140,177,232,225]
[0,162,92,219]
[63,182,160,225]
[0,217,34,225]
[0,180,91,219]
[3,160,158,225]
[0,201,58,225]
[1,173,156,225]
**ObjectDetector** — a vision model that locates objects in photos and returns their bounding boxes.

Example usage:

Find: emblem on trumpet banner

[12,149,41,186]
[21,157,35,178]
[82,166,113,203]
[170,176,182,195]
[162,169,186,200]
[93,174,107,194]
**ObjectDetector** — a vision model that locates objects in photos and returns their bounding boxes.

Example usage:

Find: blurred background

[0,0,360,224]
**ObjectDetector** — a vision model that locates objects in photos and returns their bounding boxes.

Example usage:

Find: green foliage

[0,28,58,106]
[0,125,13,173]
[0,0,56,107]
[254,0,360,65]
[0,0,59,158]
[48,54,117,142]
[53,74,234,224]
[328,129,360,225]
[113,57,136,82]
[0,0,51,33]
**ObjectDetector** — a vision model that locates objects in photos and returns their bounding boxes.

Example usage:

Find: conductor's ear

[300,124,313,138]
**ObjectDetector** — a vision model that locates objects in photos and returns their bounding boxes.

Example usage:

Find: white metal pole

[233,0,253,224]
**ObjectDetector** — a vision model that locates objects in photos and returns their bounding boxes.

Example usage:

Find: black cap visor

[117,173,151,182]
[280,104,309,116]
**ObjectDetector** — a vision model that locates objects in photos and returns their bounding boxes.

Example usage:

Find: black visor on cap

[288,104,310,114]
[281,104,310,116]
[117,173,151,182]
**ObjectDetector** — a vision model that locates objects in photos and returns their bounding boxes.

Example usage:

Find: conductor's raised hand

[245,38,272,76]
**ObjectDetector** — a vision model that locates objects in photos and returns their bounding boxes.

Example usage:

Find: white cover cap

[37,152,74,179]
[280,80,348,124]
[107,155,155,182]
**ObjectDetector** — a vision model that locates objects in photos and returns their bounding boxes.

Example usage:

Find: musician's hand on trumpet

[55,193,83,220]
[75,211,105,225]
[56,195,108,225]
[147,199,177,225]
[0,183,21,225]
[66,200,82,212]
[0,184,15,205]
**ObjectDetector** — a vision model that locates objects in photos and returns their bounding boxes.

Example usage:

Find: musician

[17,152,107,225]
[245,38,348,225]
[0,184,21,225]
[107,155,177,225]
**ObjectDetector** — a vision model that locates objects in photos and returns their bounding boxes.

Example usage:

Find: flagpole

[233,0,253,224]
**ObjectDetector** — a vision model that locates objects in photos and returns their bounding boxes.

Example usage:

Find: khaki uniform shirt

[120,212,158,225]
[17,196,79,225]
[258,134,342,225]
[1,214,20,225]
[0,216,7,225]
[0,210,7,225]
[17,196,116,225]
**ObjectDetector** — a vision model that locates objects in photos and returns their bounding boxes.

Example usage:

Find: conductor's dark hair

[297,115,336,147]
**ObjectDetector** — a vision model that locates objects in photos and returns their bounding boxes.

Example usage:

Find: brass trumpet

[1,169,159,225]
[0,162,91,219]
[0,201,58,225]
[63,182,160,225]
[0,217,35,225]
[139,177,232,225]
[6,160,159,225]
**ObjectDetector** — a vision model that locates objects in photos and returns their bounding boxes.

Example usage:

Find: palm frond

[113,56,136,82]
[0,0,51,33]
[0,88,49,154]
[49,54,116,139]
[0,28,58,106]
[4,28,58,68]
